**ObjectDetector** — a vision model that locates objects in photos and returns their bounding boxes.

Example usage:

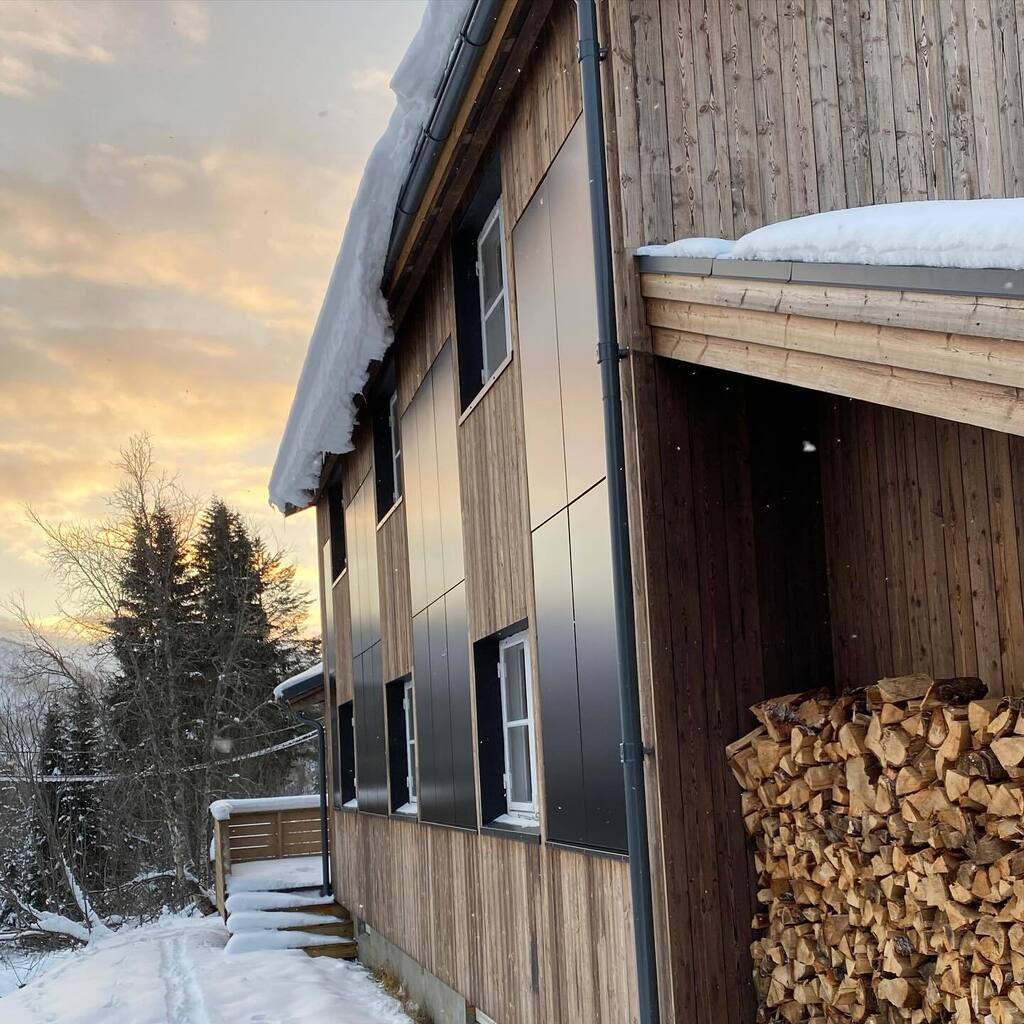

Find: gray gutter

[383,0,505,283]
[636,255,1024,299]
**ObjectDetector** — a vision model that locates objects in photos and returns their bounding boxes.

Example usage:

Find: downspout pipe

[294,707,332,898]
[576,2,661,1022]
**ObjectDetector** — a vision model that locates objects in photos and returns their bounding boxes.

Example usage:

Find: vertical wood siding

[607,0,1024,251]
[819,399,1024,696]
[334,811,639,1024]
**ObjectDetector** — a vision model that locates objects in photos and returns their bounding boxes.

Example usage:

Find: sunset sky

[0,0,427,634]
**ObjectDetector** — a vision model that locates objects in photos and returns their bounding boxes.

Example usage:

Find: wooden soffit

[385,0,554,328]
[640,272,1024,439]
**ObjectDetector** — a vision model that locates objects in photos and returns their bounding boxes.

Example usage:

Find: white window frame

[497,631,538,821]
[403,678,417,808]
[388,391,402,505]
[475,197,511,384]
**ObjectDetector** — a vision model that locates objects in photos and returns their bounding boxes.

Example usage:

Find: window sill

[331,567,348,588]
[391,802,418,819]
[457,350,514,426]
[375,494,404,532]
[481,815,540,844]
[340,799,358,813]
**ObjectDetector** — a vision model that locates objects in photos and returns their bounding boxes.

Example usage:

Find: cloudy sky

[0,0,427,634]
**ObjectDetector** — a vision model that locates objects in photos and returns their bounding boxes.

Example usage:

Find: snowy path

[1,917,412,1024]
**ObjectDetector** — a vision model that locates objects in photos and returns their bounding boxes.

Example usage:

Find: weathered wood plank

[939,0,982,198]
[886,0,929,200]
[691,0,736,235]
[860,0,902,204]
[805,0,847,210]
[749,0,793,223]
[640,272,1024,344]
[965,0,1007,196]
[991,0,1024,195]
[659,0,706,237]
[832,0,875,207]
[651,326,1024,438]
[776,0,820,215]
[644,295,1024,387]
[719,0,763,232]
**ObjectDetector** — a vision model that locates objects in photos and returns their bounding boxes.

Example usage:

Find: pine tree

[107,504,201,888]
[3,800,49,920]
[62,682,106,886]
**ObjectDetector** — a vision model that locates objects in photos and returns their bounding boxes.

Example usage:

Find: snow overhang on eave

[273,663,324,707]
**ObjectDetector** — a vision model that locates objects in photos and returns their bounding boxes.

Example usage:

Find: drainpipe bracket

[597,342,630,364]
[620,741,654,764]
[576,40,608,63]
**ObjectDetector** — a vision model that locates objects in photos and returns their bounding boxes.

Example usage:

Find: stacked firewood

[727,674,1024,1024]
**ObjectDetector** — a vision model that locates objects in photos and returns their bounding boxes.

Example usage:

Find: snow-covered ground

[0,916,411,1024]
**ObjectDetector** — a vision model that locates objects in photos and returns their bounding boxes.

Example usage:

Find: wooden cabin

[269,2,1024,1021]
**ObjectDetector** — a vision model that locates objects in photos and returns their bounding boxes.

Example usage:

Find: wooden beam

[644,297,1024,389]
[640,272,1024,345]
[650,326,1024,438]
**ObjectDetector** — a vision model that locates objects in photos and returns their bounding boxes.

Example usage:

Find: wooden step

[303,939,358,960]
[283,919,354,939]
[289,901,351,919]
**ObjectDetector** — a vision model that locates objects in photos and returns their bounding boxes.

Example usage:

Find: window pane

[503,642,529,721]
[507,724,532,805]
[483,298,508,378]
[480,219,503,310]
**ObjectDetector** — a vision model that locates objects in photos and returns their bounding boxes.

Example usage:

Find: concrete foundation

[355,918,474,1024]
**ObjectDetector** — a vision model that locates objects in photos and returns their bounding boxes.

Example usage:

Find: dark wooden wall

[637,361,834,1024]
[606,0,1024,252]
[820,398,1024,696]
[636,362,1024,1022]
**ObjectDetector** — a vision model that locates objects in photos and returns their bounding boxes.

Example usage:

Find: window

[385,676,416,814]
[389,392,402,506]
[476,199,510,384]
[452,153,509,409]
[372,366,401,521]
[326,479,346,580]
[333,701,356,808]
[403,678,417,806]
[497,633,538,819]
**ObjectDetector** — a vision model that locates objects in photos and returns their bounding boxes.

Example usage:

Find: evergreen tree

[3,799,49,919]
[107,504,202,885]
[62,682,106,886]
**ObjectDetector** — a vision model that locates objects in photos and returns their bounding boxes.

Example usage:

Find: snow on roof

[269,0,472,514]
[272,661,323,703]
[637,198,1024,271]
[209,794,320,821]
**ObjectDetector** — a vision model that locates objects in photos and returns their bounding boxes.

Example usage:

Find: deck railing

[211,797,323,917]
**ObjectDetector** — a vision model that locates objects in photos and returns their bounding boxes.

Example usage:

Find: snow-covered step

[224,929,356,957]
[225,889,335,914]
[227,910,348,933]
